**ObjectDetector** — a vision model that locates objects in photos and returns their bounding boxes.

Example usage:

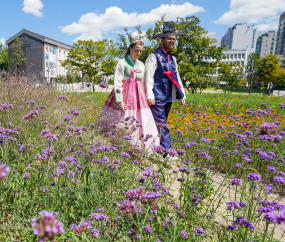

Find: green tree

[218,63,244,93]
[0,47,9,71]
[255,53,281,94]
[270,65,285,87]
[246,53,260,93]
[10,37,27,76]
[62,39,119,91]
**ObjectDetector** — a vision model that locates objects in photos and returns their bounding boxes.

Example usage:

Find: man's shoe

[164,154,179,162]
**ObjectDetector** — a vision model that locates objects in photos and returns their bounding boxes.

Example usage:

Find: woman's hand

[118,102,126,112]
[148,99,155,106]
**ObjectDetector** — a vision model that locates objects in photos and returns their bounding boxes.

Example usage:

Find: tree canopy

[10,37,27,75]
[62,39,119,85]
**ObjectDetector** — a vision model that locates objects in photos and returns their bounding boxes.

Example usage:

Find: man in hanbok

[145,21,186,161]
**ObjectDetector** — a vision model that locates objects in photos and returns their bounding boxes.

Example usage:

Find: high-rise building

[275,11,285,56]
[255,31,277,57]
[221,23,258,55]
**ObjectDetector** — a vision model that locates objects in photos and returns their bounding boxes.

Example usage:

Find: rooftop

[6,29,72,50]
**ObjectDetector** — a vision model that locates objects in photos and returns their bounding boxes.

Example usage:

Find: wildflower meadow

[1,77,285,241]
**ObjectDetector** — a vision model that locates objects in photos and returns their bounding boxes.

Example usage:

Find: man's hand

[118,102,126,112]
[148,99,155,106]
[180,99,186,106]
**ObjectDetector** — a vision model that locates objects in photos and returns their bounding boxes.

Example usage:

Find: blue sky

[1,0,285,46]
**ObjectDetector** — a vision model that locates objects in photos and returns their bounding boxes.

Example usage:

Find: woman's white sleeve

[114,61,124,103]
[144,54,157,100]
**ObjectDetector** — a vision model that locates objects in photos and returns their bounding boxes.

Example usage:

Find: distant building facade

[205,49,248,80]
[6,29,72,82]
[275,11,285,56]
[204,32,221,47]
[255,31,277,57]
[221,23,258,56]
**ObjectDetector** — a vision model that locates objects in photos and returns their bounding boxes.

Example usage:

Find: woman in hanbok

[97,39,159,152]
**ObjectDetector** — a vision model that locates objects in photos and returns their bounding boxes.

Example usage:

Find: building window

[230,54,233,59]
[272,42,274,46]
[59,50,61,58]
[270,51,273,53]
[234,54,237,59]
[227,54,229,59]
[271,47,274,50]
[242,53,245,58]
[238,53,241,59]
[241,61,244,65]
[272,38,275,41]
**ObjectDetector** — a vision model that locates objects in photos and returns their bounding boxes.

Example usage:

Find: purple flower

[173,204,180,209]
[43,187,49,193]
[143,226,152,233]
[91,228,100,237]
[231,178,241,185]
[120,152,130,158]
[99,82,107,88]
[195,227,205,236]
[63,115,72,122]
[267,166,276,172]
[180,231,188,239]
[32,210,65,239]
[153,145,165,155]
[227,201,241,210]
[167,148,177,157]
[246,173,262,182]
[0,164,10,181]
[227,225,236,230]
[58,95,69,101]
[142,167,153,177]
[273,176,285,184]
[90,213,108,221]
[258,122,278,135]
[23,173,31,179]
[70,220,91,234]
[117,200,136,216]
[176,149,186,156]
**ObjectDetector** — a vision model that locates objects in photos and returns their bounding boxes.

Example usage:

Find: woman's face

[129,45,143,60]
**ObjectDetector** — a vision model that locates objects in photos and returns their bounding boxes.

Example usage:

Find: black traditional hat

[152,21,185,38]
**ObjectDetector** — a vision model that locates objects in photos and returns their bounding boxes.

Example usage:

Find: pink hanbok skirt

[97,78,160,152]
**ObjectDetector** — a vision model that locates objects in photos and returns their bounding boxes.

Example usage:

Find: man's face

[161,36,176,51]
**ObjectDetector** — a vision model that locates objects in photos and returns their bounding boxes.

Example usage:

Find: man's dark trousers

[150,100,172,151]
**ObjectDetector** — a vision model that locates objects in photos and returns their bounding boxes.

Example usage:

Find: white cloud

[131,31,147,39]
[22,0,44,17]
[60,3,205,42]
[0,38,5,45]
[256,21,279,31]
[214,0,285,31]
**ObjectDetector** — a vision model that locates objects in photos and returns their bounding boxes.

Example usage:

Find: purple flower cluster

[99,82,108,88]
[32,210,65,240]
[70,220,92,234]
[0,164,10,181]
[227,201,246,210]
[195,227,206,236]
[58,95,69,101]
[246,173,262,182]
[228,217,256,230]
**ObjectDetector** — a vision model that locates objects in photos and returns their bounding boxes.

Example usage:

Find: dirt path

[167,163,285,241]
